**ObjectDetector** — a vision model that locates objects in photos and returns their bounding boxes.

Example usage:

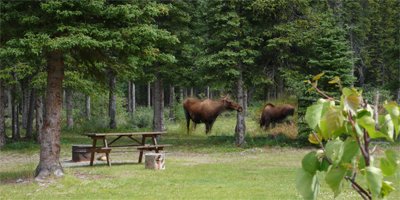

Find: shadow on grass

[62,161,142,168]
[0,169,35,184]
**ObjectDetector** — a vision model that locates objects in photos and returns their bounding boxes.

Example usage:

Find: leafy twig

[345,176,371,200]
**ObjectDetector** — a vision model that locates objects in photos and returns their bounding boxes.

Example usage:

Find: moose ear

[223,94,230,100]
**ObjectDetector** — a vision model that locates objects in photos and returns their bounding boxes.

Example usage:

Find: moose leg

[184,110,190,134]
[209,120,216,133]
[205,123,210,134]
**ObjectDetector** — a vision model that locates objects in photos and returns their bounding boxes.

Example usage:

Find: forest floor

[1,117,399,199]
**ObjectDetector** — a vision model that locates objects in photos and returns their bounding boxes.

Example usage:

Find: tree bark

[85,95,91,120]
[21,80,30,129]
[206,86,210,99]
[26,89,35,139]
[132,82,135,113]
[108,71,117,129]
[65,89,73,129]
[35,95,44,142]
[169,85,175,121]
[35,50,64,179]
[190,87,194,97]
[127,81,132,113]
[153,78,164,131]
[0,80,6,148]
[147,81,151,107]
[127,81,136,114]
[179,87,184,102]
[11,84,20,141]
[235,68,246,147]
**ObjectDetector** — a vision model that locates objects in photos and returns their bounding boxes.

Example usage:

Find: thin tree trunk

[11,84,20,141]
[26,89,35,139]
[132,82,136,112]
[397,63,400,103]
[179,87,184,102]
[108,71,117,129]
[35,95,44,142]
[206,86,210,99]
[169,85,175,121]
[374,91,380,124]
[190,88,194,97]
[235,67,246,147]
[127,81,135,114]
[21,81,29,129]
[35,50,65,179]
[65,89,73,129]
[153,78,164,131]
[127,81,132,113]
[0,80,5,148]
[85,95,91,120]
[147,82,151,107]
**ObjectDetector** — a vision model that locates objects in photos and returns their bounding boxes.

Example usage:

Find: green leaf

[325,139,344,167]
[296,169,319,200]
[383,102,400,138]
[378,114,395,141]
[365,166,383,199]
[357,113,387,139]
[312,72,324,81]
[380,149,399,176]
[342,87,361,114]
[319,106,345,139]
[380,181,395,198]
[305,103,324,130]
[328,76,340,84]
[302,151,320,175]
[318,158,330,172]
[325,167,346,197]
[340,139,359,164]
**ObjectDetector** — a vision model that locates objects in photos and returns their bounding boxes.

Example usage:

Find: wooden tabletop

[86,131,166,137]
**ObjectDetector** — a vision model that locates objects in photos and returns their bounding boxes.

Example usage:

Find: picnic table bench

[85,131,169,166]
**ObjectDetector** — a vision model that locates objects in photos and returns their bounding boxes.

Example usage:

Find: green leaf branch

[297,74,400,200]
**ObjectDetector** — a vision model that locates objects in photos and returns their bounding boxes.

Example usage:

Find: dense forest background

[1,0,399,140]
[0,0,399,175]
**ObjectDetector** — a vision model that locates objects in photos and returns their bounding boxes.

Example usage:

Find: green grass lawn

[1,116,399,199]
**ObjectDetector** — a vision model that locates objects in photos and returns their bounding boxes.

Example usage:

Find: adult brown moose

[183,96,243,134]
[260,103,295,130]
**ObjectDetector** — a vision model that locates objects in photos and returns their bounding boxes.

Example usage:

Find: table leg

[103,138,111,167]
[90,138,97,166]
[138,135,147,163]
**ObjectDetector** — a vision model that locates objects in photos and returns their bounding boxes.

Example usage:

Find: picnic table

[86,131,169,166]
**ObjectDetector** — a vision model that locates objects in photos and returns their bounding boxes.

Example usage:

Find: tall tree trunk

[127,81,136,114]
[35,95,44,142]
[0,80,5,148]
[235,68,246,147]
[153,78,164,131]
[26,89,35,139]
[206,86,210,99]
[108,71,117,129]
[147,82,151,107]
[179,87,184,103]
[190,88,194,97]
[35,50,65,179]
[21,81,29,129]
[11,84,20,141]
[85,95,91,120]
[132,82,136,113]
[169,85,175,121]
[65,89,73,129]
[127,81,132,113]
[397,62,400,103]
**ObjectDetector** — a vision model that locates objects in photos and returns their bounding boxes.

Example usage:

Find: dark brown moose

[260,103,295,130]
[183,96,243,134]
